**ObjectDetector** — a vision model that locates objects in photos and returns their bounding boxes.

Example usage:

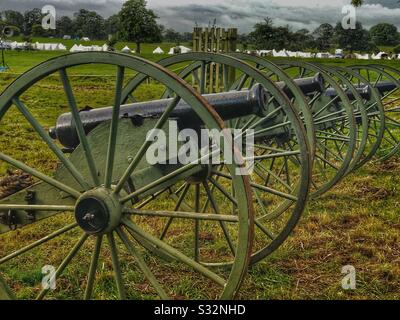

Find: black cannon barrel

[324,80,397,101]
[50,84,269,149]
[325,85,372,101]
[372,81,397,95]
[276,73,325,99]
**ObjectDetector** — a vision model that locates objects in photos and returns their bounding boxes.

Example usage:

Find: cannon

[49,85,269,149]
[0,51,399,300]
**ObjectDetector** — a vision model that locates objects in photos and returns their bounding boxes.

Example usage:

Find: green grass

[0,50,400,300]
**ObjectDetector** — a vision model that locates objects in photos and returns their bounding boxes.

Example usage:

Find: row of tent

[153,45,192,54]
[3,41,398,60]
[2,41,68,51]
[251,49,400,60]
[253,49,337,59]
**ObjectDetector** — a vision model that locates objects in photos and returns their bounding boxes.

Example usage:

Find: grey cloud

[0,0,124,17]
[0,0,399,32]
[153,1,400,32]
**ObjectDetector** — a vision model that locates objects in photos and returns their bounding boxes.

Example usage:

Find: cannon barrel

[50,84,269,149]
[324,80,397,101]
[325,85,372,101]
[276,73,325,98]
[373,81,397,95]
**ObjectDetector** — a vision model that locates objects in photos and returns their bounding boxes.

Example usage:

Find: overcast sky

[0,0,399,32]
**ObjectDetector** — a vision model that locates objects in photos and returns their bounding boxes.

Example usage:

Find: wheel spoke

[114,96,181,194]
[212,170,297,201]
[36,233,88,300]
[0,223,78,265]
[124,208,238,222]
[84,235,103,300]
[123,219,226,287]
[59,69,100,187]
[107,232,126,300]
[120,149,219,204]
[203,182,236,256]
[194,184,200,261]
[117,228,169,300]
[0,204,75,212]
[12,97,90,190]
[105,66,125,188]
[160,183,191,240]
[0,152,81,198]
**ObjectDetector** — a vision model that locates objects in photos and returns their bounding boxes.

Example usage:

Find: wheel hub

[75,188,122,234]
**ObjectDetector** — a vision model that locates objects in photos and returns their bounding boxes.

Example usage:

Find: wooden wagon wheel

[122,52,312,265]
[334,66,385,170]
[269,61,357,197]
[318,65,369,174]
[0,52,254,300]
[350,65,400,161]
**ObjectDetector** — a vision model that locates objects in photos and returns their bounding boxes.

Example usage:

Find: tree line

[1,0,399,54]
[0,0,191,53]
[247,18,400,53]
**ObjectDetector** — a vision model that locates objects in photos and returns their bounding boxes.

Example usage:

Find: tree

[32,24,45,36]
[249,18,276,50]
[105,14,121,37]
[351,0,363,6]
[370,23,399,46]
[119,0,162,54]
[291,29,315,51]
[334,21,370,52]
[23,8,42,35]
[164,28,182,44]
[74,9,106,40]
[313,23,334,51]
[2,10,24,30]
[56,16,74,38]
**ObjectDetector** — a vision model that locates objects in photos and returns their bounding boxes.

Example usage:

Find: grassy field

[0,49,400,300]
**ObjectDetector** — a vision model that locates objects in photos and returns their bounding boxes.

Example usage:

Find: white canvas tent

[257,50,272,57]
[272,49,289,57]
[58,44,67,51]
[153,47,164,54]
[70,44,81,52]
[354,53,370,60]
[316,52,330,59]
[178,45,191,53]
[121,46,131,53]
[297,51,313,58]
[372,52,388,60]
[286,51,298,58]
[168,45,191,55]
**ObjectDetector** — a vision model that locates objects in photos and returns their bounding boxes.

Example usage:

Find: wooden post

[192,27,237,93]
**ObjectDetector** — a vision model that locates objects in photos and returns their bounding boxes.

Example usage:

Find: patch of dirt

[352,181,393,200]
[373,159,400,172]
[0,169,33,199]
